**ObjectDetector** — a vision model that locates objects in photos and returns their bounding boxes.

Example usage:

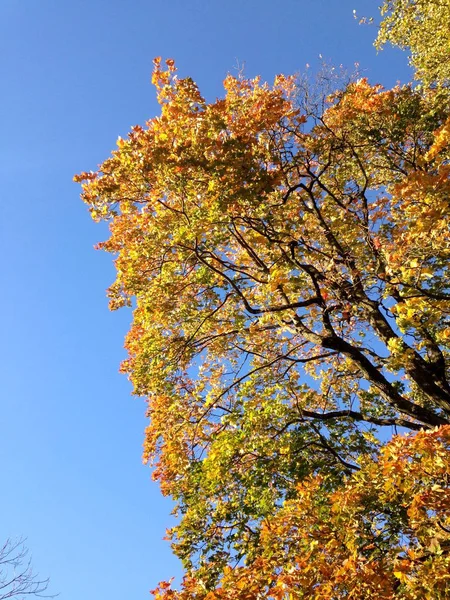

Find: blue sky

[0,1,411,598]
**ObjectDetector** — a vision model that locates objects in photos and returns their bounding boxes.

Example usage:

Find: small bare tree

[0,538,52,599]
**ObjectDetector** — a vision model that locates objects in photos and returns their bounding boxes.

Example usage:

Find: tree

[375,0,450,90]
[75,5,450,599]
[0,538,51,599]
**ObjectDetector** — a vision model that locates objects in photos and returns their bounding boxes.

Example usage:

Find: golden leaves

[152,426,449,598]
[376,0,450,88]
[76,47,450,600]
[425,116,450,162]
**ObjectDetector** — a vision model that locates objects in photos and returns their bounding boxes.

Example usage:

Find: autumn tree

[76,4,450,598]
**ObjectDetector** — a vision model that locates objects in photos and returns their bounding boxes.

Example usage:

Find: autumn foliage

[76,4,450,598]
[375,0,450,89]
[151,426,450,599]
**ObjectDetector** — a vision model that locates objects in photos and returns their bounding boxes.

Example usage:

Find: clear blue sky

[0,1,410,598]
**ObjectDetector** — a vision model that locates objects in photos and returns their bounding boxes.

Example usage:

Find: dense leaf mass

[151,426,450,599]
[376,0,450,89]
[76,4,450,598]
